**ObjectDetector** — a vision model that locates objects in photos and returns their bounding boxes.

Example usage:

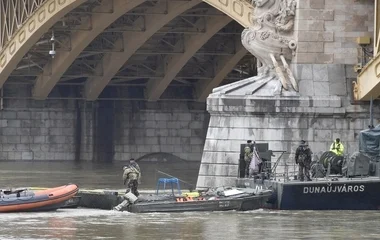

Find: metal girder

[195,39,247,101]
[112,75,242,80]
[32,0,147,100]
[201,0,252,27]
[145,15,232,101]
[27,47,237,55]
[354,0,380,101]
[355,55,380,101]
[0,0,86,90]
[104,29,241,34]
[71,0,114,13]
[84,0,202,101]
[0,0,47,50]
[125,12,225,17]
[375,0,380,56]
[9,71,244,80]
[135,50,235,55]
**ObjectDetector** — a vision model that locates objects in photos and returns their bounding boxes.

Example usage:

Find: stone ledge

[198,163,238,176]
[201,152,240,164]
[207,96,344,116]
[295,53,334,64]
[296,9,334,21]
[196,176,237,189]
[297,31,334,42]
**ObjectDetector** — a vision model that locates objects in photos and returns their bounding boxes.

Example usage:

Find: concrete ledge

[78,191,121,210]
[196,176,237,190]
[207,95,344,115]
[75,189,191,210]
[198,163,238,176]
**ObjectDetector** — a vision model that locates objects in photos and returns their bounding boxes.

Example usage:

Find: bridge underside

[355,0,380,101]
[0,0,255,102]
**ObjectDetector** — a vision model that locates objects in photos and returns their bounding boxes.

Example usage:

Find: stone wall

[197,94,380,189]
[294,0,374,65]
[0,85,209,162]
[291,63,355,99]
[197,0,379,186]
[112,101,208,162]
[292,0,373,99]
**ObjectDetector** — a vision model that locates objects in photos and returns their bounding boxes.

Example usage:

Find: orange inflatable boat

[0,184,79,213]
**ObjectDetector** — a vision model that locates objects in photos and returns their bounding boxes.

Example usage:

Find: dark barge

[114,187,272,213]
[237,177,380,210]
[236,125,380,210]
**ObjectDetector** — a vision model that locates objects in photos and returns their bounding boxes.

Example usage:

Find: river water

[1,161,380,240]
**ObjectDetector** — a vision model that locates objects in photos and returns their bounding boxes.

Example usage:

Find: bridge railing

[0,0,48,51]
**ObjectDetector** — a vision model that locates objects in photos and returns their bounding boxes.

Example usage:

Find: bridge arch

[0,0,253,95]
[0,0,86,88]
[202,0,252,28]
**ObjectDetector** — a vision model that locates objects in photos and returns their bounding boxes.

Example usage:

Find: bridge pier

[196,0,376,189]
[0,84,208,162]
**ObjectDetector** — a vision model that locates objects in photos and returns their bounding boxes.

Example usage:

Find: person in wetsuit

[295,140,313,181]
[122,158,141,196]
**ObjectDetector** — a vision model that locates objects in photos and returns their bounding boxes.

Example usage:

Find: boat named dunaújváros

[254,177,380,210]
[237,125,380,210]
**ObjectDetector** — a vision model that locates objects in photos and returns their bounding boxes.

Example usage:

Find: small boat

[0,184,79,213]
[114,187,272,213]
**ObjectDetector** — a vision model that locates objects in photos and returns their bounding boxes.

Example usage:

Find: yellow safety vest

[330,141,344,156]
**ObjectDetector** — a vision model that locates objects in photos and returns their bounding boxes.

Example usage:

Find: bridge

[0,0,254,102]
[0,0,377,168]
[354,0,380,101]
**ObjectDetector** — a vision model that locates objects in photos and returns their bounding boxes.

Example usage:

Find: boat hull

[0,184,79,213]
[236,177,380,210]
[127,192,271,213]
[278,179,380,210]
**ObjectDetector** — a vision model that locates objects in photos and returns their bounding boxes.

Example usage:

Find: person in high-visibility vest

[330,138,344,156]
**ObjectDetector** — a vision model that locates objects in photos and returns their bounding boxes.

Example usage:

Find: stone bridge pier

[196,0,377,189]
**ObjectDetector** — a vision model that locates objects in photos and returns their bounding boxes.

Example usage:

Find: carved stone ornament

[241,0,298,96]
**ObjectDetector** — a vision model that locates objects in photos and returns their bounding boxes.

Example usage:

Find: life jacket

[298,147,309,163]
[330,141,344,156]
[122,165,141,183]
[244,145,252,160]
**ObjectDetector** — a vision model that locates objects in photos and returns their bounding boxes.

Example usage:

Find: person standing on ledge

[249,141,262,178]
[330,138,344,156]
[122,158,141,196]
[295,140,312,181]
[244,140,253,178]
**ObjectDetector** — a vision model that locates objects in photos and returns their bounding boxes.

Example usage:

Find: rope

[156,170,195,189]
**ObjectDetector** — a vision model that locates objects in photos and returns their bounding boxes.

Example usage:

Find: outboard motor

[113,191,138,211]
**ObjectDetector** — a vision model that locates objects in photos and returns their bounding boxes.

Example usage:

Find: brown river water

[1,161,380,240]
